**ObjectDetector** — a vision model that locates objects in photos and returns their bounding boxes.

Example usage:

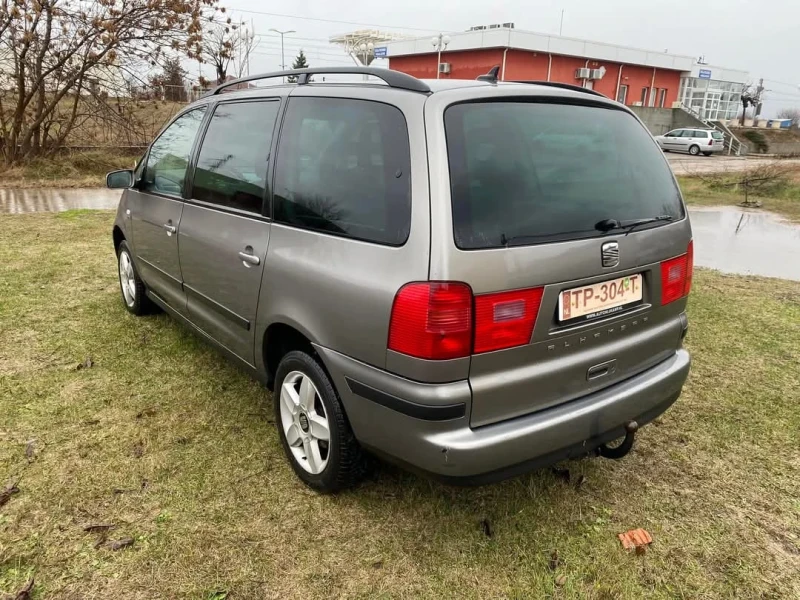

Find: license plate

[558,274,642,322]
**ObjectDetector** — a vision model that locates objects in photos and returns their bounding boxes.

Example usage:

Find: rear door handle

[238,250,260,267]
[163,223,176,235]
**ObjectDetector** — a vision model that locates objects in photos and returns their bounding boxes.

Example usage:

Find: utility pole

[270,28,296,81]
[431,33,451,79]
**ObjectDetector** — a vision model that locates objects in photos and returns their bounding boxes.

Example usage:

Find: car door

[128,107,207,315]
[178,99,281,364]
[677,129,694,152]
[659,130,680,150]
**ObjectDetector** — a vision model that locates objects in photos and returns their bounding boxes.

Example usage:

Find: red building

[384,27,700,109]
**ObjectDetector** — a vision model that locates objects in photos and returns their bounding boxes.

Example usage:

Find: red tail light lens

[388,282,472,360]
[685,240,694,295]
[708,139,713,146]
[474,287,544,354]
[660,241,693,305]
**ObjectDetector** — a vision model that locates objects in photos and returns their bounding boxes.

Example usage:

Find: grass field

[678,166,800,223]
[1,211,799,599]
[0,151,139,189]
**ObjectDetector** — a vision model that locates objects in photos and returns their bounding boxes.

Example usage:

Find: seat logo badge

[601,241,620,268]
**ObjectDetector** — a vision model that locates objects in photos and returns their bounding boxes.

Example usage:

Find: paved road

[666,153,800,175]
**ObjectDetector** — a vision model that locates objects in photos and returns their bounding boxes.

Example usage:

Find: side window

[142,107,206,196]
[192,101,280,214]
[273,97,411,246]
[679,130,691,138]
[694,130,708,138]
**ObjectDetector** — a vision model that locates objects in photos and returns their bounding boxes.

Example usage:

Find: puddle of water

[2,189,798,281]
[0,188,122,214]
[688,206,800,281]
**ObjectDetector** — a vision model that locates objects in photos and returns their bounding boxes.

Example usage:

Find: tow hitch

[598,421,638,459]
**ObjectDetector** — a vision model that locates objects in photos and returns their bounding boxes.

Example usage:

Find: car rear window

[444,101,684,249]
[712,131,724,140]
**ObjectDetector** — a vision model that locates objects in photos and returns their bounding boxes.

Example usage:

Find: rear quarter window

[444,101,684,249]
[273,97,411,246]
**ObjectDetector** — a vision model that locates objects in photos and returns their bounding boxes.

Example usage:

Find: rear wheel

[274,350,367,492]
[702,152,712,157]
[689,145,700,156]
[117,241,155,316]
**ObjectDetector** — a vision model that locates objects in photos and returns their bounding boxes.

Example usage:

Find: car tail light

[660,241,693,305]
[685,240,694,295]
[474,288,544,354]
[708,139,713,146]
[388,282,472,360]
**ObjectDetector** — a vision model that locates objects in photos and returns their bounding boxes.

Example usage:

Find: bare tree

[0,0,220,164]
[776,107,800,125]
[200,20,257,84]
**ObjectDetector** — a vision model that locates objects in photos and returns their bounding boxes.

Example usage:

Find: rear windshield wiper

[594,215,674,236]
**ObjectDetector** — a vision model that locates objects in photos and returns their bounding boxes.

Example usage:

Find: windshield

[444,101,685,249]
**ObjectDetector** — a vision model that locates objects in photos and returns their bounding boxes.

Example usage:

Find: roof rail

[510,80,606,98]
[205,67,431,97]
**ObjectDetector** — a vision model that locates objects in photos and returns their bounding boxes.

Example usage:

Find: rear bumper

[315,345,690,483]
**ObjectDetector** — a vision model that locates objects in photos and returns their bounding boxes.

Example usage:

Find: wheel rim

[279,370,330,475]
[119,250,136,307]
[690,146,699,155]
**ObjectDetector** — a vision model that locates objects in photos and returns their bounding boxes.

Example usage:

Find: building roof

[383,27,747,80]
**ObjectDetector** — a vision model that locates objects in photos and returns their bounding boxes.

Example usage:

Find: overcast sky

[214,0,800,116]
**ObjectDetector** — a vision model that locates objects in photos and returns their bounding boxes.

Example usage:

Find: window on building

[273,97,412,246]
[659,88,667,108]
[192,100,280,214]
[640,87,648,105]
[142,107,206,197]
[617,84,628,104]
[648,87,657,107]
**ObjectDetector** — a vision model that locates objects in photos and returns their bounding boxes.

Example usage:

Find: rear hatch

[712,130,725,148]
[440,96,692,427]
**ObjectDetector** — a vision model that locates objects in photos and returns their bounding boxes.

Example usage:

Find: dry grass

[0,151,138,189]
[678,165,800,223]
[1,211,799,599]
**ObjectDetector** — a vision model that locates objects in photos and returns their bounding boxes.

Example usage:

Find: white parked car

[655,128,725,156]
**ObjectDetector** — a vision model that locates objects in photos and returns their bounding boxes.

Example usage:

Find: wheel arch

[112,225,125,253]
[262,320,326,391]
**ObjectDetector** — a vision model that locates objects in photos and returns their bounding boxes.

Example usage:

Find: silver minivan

[655,127,725,155]
[108,67,692,492]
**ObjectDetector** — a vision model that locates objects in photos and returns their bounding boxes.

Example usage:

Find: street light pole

[270,28,296,81]
[431,33,451,79]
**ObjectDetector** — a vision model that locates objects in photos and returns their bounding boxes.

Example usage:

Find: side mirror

[106,169,134,189]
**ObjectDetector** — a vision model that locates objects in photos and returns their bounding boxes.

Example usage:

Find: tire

[116,240,155,316]
[702,152,712,157]
[274,350,367,492]
[689,145,700,156]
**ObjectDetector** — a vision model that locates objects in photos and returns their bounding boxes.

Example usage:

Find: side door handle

[163,222,177,236]
[238,246,260,267]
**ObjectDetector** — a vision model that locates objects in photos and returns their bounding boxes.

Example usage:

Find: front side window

[273,97,411,246]
[142,107,207,196]
[444,101,684,250]
[192,101,280,214]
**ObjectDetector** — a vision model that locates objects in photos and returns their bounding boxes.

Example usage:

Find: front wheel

[117,240,155,316]
[274,350,367,492]
[689,145,700,156]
